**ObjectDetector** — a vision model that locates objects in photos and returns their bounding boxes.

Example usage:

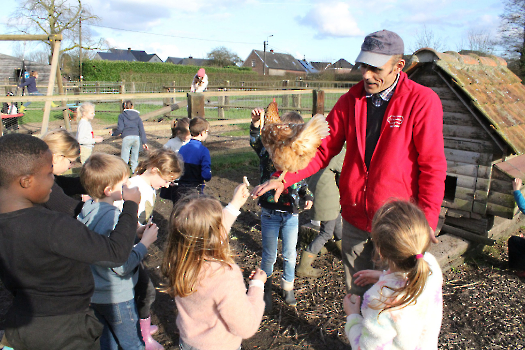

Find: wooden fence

[0,88,348,136]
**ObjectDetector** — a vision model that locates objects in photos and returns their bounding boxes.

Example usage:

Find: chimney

[127,48,131,53]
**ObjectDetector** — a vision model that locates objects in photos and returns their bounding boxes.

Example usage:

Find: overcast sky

[0,0,505,64]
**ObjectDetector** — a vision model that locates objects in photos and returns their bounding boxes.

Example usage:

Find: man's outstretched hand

[251,179,285,201]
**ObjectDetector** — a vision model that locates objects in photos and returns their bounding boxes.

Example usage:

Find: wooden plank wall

[487,167,519,219]
[411,65,496,219]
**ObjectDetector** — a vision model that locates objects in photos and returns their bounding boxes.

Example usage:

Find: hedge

[82,60,256,82]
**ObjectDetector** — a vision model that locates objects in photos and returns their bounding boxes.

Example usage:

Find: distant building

[166,56,213,66]
[298,59,319,74]
[310,61,332,72]
[0,53,52,85]
[94,48,162,63]
[242,50,306,76]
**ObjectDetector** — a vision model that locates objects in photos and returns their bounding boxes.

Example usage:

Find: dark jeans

[92,300,144,350]
[306,214,343,254]
[134,263,157,319]
[5,308,103,350]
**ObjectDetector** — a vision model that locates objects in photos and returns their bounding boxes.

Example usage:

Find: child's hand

[140,223,158,248]
[94,136,103,142]
[304,200,313,210]
[143,144,149,150]
[353,270,383,286]
[230,183,250,210]
[122,183,141,204]
[513,178,522,191]
[251,108,264,128]
[249,268,267,284]
[343,294,361,316]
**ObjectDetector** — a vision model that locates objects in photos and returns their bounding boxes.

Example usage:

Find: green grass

[210,148,258,173]
[221,124,251,136]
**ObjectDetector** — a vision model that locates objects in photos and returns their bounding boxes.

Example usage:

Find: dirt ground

[0,119,524,349]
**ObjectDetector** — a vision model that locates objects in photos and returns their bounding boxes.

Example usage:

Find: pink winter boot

[140,317,164,350]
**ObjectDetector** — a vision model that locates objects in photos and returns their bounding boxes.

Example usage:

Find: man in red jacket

[252,29,447,295]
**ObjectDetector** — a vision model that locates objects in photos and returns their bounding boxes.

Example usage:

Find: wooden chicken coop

[405,48,525,243]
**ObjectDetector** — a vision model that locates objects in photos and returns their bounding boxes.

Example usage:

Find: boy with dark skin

[0,134,141,350]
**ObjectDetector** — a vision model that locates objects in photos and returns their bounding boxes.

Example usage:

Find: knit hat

[197,68,205,77]
[355,30,404,68]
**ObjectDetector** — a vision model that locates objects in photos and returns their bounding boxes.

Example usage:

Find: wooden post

[218,95,225,119]
[95,81,100,94]
[282,80,289,107]
[312,90,325,115]
[120,81,126,112]
[41,38,61,135]
[187,93,205,118]
[292,94,301,109]
[130,82,136,93]
[55,64,71,131]
[163,87,171,118]
[224,80,230,110]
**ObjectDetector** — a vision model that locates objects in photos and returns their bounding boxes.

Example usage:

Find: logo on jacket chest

[387,115,404,128]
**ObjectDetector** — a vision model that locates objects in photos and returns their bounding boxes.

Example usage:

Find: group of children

[0,101,448,350]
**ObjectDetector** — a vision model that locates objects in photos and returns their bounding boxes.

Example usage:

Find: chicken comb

[265,101,280,124]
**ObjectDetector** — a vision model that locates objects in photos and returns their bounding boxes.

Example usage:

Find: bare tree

[9,0,105,62]
[207,47,243,67]
[499,0,525,76]
[410,25,447,53]
[456,29,496,55]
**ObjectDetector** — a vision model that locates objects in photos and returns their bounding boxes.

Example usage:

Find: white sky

[0,0,505,64]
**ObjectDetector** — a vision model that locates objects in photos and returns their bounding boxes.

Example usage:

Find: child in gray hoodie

[78,153,159,350]
[113,100,149,173]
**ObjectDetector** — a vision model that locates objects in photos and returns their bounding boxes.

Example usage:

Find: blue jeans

[260,207,299,282]
[121,135,141,173]
[92,300,145,350]
[23,91,44,107]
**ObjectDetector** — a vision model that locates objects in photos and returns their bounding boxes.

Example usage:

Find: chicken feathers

[260,101,330,181]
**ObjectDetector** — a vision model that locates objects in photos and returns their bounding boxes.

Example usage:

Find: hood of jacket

[77,200,119,236]
[121,109,141,121]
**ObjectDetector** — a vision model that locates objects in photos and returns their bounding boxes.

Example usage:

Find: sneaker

[51,102,58,107]
[19,105,26,113]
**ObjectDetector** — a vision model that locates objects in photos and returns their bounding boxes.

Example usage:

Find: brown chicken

[260,100,330,183]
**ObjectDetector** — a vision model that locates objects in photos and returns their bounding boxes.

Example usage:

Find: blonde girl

[76,102,103,164]
[114,148,183,350]
[162,185,266,350]
[41,129,85,217]
[343,200,443,349]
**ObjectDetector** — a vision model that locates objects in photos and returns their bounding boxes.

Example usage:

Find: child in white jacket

[343,200,443,350]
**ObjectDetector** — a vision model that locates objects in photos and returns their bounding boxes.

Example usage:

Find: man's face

[359,57,405,94]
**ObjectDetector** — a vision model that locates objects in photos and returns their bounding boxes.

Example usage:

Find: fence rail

[0,88,348,136]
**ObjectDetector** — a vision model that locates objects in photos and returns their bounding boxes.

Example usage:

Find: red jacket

[285,72,446,231]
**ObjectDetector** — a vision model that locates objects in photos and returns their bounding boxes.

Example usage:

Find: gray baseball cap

[355,30,404,68]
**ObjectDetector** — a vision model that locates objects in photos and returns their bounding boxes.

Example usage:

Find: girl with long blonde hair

[343,200,443,349]
[162,185,266,350]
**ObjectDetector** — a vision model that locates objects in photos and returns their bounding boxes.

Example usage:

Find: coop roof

[407,48,525,155]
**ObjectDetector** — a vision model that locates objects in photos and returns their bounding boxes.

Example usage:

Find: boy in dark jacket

[250,109,313,312]
[0,134,140,350]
